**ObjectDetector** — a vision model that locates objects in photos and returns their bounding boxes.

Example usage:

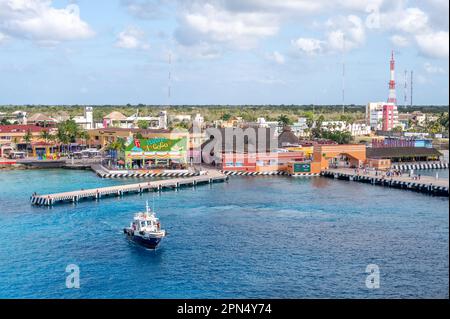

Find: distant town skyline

[0,0,448,105]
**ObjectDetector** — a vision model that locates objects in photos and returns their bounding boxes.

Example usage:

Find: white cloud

[115,26,150,50]
[416,74,430,84]
[378,6,448,59]
[292,15,365,55]
[291,38,324,55]
[424,62,446,74]
[326,15,365,51]
[0,31,8,44]
[122,0,447,60]
[121,0,168,20]
[268,51,286,64]
[393,8,429,34]
[179,42,222,59]
[222,0,331,13]
[175,3,279,50]
[0,0,94,45]
[390,34,409,47]
[415,31,449,59]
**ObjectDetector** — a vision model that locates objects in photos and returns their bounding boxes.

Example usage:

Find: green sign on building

[293,162,311,173]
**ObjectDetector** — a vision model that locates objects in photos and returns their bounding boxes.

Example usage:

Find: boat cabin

[131,212,161,232]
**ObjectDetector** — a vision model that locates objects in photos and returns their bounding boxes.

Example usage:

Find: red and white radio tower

[387,50,397,104]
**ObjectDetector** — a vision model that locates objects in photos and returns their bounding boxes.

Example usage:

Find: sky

[0,0,448,105]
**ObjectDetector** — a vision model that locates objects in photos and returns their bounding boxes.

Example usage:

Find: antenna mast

[410,70,413,108]
[167,52,171,107]
[387,50,397,104]
[403,70,408,109]
[342,34,345,114]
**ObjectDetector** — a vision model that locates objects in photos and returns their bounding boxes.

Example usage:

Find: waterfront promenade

[322,168,449,196]
[31,169,228,206]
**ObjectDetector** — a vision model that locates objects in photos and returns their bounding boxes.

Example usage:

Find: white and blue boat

[123,202,166,249]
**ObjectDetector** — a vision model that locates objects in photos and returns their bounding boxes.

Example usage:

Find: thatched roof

[278,126,299,147]
[103,111,127,121]
[28,113,54,123]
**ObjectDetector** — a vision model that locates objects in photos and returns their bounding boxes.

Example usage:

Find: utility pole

[404,70,408,109]
[168,52,171,108]
[410,70,413,108]
[342,34,346,114]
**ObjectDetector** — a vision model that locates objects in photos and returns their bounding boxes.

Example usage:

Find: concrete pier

[322,168,449,197]
[91,164,202,178]
[31,170,228,206]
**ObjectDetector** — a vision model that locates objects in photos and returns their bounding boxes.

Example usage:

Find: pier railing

[322,168,449,197]
[31,170,228,206]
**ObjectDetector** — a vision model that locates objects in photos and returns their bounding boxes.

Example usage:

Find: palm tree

[107,138,126,160]
[277,114,291,129]
[78,130,90,147]
[56,119,80,154]
[438,112,449,133]
[23,129,32,157]
[40,130,51,143]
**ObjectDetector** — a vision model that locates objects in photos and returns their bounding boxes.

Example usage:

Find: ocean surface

[0,169,448,298]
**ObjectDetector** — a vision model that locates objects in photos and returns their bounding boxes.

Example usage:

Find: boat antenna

[152,192,155,212]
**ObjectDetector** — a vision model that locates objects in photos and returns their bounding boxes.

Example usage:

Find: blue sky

[0,0,448,105]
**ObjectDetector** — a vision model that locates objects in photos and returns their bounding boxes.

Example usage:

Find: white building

[103,109,169,129]
[366,102,399,131]
[193,113,204,126]
[11,110,28,125]
[169,114,191,123]
[159,111,168,129]
[322,121,371,136]
[291,117,309,137]
[126,110,159,129]
[366,102,383,130]
[254,117,280,134]
[73,106,94,129]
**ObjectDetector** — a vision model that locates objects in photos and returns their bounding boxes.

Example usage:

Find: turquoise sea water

[0,169,448,298]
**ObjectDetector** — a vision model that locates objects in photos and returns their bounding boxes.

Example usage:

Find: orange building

[313,144,366,170]
[222,151,305,173]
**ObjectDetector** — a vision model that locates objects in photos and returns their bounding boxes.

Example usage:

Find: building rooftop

[367,147,442,159]
[92,127,171,134]
[103,111,127,121]
[278,126,299,147]
[0,125,50,133]
[28,113,55,123]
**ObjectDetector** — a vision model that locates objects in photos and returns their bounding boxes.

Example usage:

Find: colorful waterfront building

[313,144,367,170]
[123,137,188,169]
[88,128,189,149]
[221,150,305,173]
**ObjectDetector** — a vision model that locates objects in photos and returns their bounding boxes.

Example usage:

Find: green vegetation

[23,129,32,155]
[56,119,80,144]
[0,104,448,124]
[107,138,126,151]
[321,131,353,144]
[39,130,52,143]
[405,112,449,135]
[277,114,292,128]
[137,120,149,129]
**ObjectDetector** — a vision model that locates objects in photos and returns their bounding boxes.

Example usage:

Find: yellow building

[285,146,314,159]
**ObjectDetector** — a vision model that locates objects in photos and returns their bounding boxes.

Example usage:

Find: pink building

[382,104,398,131]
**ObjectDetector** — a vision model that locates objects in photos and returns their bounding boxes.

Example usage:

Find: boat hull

[124,229,162,249]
